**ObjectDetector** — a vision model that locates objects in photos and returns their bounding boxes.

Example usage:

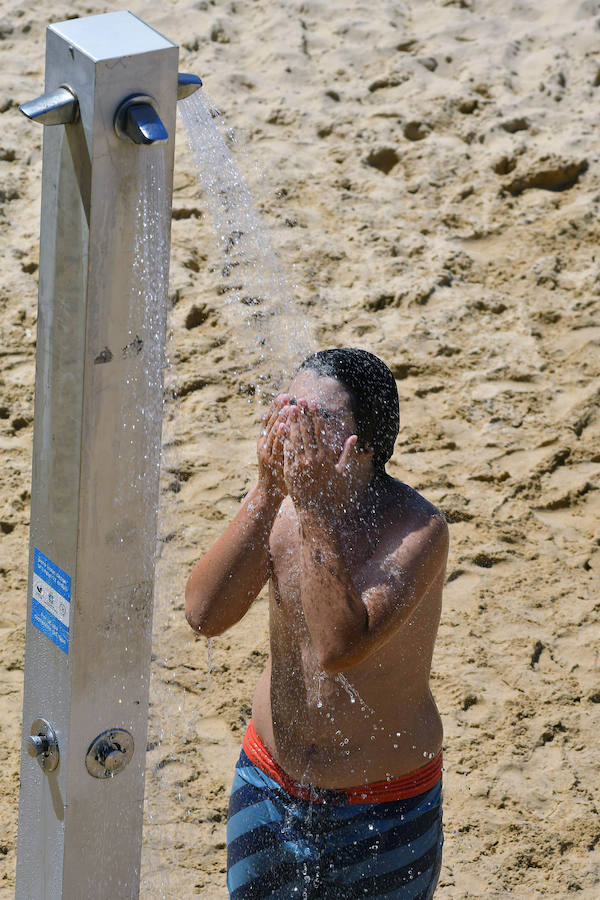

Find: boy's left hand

[283,400,357,511]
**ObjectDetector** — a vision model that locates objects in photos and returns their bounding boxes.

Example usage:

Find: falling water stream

[178,90,314,390]
[116,146,174,898]
[118,149,169,527]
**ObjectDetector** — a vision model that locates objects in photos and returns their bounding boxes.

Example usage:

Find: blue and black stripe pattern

[227,748,443,898]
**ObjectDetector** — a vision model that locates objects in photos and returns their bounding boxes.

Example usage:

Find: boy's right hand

[257,394,290,501]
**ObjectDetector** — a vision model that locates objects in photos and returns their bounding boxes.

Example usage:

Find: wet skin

[255,487,445,788]
[186,369,448,788]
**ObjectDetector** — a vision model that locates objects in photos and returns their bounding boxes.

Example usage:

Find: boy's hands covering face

[283,400,358,510]
[257,394,290,501]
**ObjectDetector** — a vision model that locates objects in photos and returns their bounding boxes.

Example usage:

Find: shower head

[177,73,203,100]
[19,85,79,125]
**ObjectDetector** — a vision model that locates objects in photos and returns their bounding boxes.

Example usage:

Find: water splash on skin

[333,673,420,762]
[315,670,325,708]
[335,672,376,717]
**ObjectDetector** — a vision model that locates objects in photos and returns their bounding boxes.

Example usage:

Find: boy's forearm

[185,482,281,636]
[296,507,368,671]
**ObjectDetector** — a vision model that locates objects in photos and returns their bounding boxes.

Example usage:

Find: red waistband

[243,721,442,805]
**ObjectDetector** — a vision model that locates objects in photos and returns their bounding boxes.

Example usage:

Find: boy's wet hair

[298,348,400,472]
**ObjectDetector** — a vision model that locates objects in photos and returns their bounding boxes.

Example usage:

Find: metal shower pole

[15,11,200,898]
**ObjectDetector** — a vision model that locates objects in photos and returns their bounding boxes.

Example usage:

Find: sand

[1,0,599,896]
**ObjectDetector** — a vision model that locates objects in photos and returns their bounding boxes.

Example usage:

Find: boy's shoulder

[381,479,449,562]
[384,477,446,526]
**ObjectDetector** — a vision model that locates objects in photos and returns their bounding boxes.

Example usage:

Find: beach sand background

[1,0,599,896]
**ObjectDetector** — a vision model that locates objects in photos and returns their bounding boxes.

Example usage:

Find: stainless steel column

[16,12,178,898]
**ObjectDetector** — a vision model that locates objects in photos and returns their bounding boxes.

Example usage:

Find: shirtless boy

[185,348,448,898]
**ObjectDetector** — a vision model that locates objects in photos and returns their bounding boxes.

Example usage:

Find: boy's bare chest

[267,503,375,609]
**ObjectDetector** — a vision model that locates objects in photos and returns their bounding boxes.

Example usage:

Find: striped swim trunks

[226,722,443,898]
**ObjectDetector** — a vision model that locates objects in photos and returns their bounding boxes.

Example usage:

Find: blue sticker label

[31,549,71,655]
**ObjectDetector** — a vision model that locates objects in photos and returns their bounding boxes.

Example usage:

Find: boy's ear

[335,434,358,472]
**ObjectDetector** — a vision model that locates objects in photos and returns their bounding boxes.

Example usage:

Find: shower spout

[19,85,79,125]
[114,94,168,145]
[177,73,203,100]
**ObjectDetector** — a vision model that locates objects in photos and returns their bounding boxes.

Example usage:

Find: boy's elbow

[320,655,344,675]
[184,583,221,638]
[320,652,362,675]
[318,614,371,674]
[318,640,365,675]
[184,604,223,638]
[184,603,203,635]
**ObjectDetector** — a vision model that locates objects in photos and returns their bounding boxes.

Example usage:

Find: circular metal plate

[85,728,134,779]
[114,93,157,142]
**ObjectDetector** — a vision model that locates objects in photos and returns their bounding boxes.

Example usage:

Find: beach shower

[16,12,200,898]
